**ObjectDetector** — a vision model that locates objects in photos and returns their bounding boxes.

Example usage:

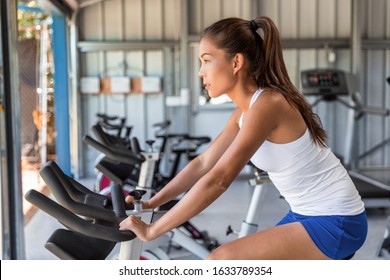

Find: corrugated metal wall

[76,0,390,176]
[77,0,182,175]
[360,0,390,168]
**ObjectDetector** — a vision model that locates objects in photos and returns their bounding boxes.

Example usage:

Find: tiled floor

[23,171,390,260]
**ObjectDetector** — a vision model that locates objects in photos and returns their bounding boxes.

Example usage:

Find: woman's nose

[198,65,204,78]
[198,67,204,78]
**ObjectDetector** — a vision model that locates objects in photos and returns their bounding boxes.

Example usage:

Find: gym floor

[24,173,389,260]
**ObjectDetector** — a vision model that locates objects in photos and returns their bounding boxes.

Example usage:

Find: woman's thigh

[207,222,330,260]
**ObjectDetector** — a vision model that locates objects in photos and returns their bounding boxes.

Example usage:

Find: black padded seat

[45,228,116,260]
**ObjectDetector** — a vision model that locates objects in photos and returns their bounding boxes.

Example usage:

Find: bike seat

[45,228,116,260]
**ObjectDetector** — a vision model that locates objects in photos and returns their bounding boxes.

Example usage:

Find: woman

[120,16,367,260]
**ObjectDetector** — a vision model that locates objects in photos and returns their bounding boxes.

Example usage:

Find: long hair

[201,16,327,147]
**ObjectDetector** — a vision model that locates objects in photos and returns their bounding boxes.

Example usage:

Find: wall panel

[202,0,222,28]
[359,0,390,167]
[222,0,242,18]
[336,0,352,37]
[125,50,145,76]
[298,0,317,38]
[124,0,143,40]
[144,0,163,40]
[103,0,123,40]
[79,3,103,40]
[385,49,390,166]
[164,0,181,39]
[318,0,337,38]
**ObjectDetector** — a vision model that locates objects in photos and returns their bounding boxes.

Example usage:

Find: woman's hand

[125,195,152,209]
[119,215,154,242]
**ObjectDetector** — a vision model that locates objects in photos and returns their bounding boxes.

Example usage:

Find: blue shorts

[276,210,368,259]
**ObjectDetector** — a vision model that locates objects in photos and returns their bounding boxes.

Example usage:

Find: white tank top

[240,89,364,215]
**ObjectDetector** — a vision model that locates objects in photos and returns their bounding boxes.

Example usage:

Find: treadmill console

[301,69,355,96]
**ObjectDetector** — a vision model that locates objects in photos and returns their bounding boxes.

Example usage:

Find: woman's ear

[233,53,245,75]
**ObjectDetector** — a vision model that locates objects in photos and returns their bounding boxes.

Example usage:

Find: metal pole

[69,12,81,178]
[0,0,25,259]
[351,0,362,76]
[39,21,49,165]
[347,0,363,168]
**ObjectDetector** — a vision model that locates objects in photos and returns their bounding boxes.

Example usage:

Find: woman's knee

[206,246,232,260]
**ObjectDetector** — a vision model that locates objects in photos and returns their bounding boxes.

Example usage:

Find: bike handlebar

[152,120,171,129]
[111,184,127,219]
[96,113,121,122]
[92,123,131,148]
[98,120,125,131]
[83,135,145,165]
[25,189,136,242]
[130,137,142,154]
[44,161,95,199]
[39,162,120,223]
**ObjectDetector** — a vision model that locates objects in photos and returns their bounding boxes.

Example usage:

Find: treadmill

[301,69,390,209]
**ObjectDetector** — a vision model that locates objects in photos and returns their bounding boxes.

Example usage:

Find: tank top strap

[250,88,264,107]
[239,88,264,127]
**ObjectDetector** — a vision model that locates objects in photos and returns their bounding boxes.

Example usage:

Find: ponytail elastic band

[250,20,258,32]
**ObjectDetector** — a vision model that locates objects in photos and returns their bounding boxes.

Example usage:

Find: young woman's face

[198,37,236,98]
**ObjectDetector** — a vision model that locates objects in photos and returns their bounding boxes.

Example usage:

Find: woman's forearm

[147,156,210,209]
[149,170,230,240]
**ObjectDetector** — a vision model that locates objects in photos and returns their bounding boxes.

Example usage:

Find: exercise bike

[25,154,214,260]
[226,165,273,238]
[96,112,133,145]
[25,154,170,260]
[92,113,134,192]
[87,121,219,252]
[83,134,216,259]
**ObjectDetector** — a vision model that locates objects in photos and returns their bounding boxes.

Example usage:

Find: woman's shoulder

[231,107,243,124]
[254,89,290,109]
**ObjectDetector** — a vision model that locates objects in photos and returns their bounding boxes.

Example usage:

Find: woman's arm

[120,92,283,241]
[146,108,242,209]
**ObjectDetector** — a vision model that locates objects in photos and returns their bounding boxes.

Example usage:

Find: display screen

[306,71,340,87]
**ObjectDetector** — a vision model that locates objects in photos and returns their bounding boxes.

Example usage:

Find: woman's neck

[227,82,259,113]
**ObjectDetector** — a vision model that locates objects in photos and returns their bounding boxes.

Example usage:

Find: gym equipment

[377,216,390,259]
[91,122,138,193]
[84,133,217,257]
[87,119,219,251]
[26,159,212,260]
[377,76,390,259]
[226,166,272,238]
[92,113,134,191]
[92,119,211,194]
[151,120,211,190]
[96,113,132,144]
[24,155,171,259]
[301,69,390,208]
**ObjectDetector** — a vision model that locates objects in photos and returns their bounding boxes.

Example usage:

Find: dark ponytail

[201,16,327,147]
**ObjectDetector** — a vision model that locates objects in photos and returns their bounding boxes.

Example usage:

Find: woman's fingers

[119,215,151,242]
[125,195,135,204]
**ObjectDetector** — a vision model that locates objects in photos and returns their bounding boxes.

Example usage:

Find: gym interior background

[1,0,389,260]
